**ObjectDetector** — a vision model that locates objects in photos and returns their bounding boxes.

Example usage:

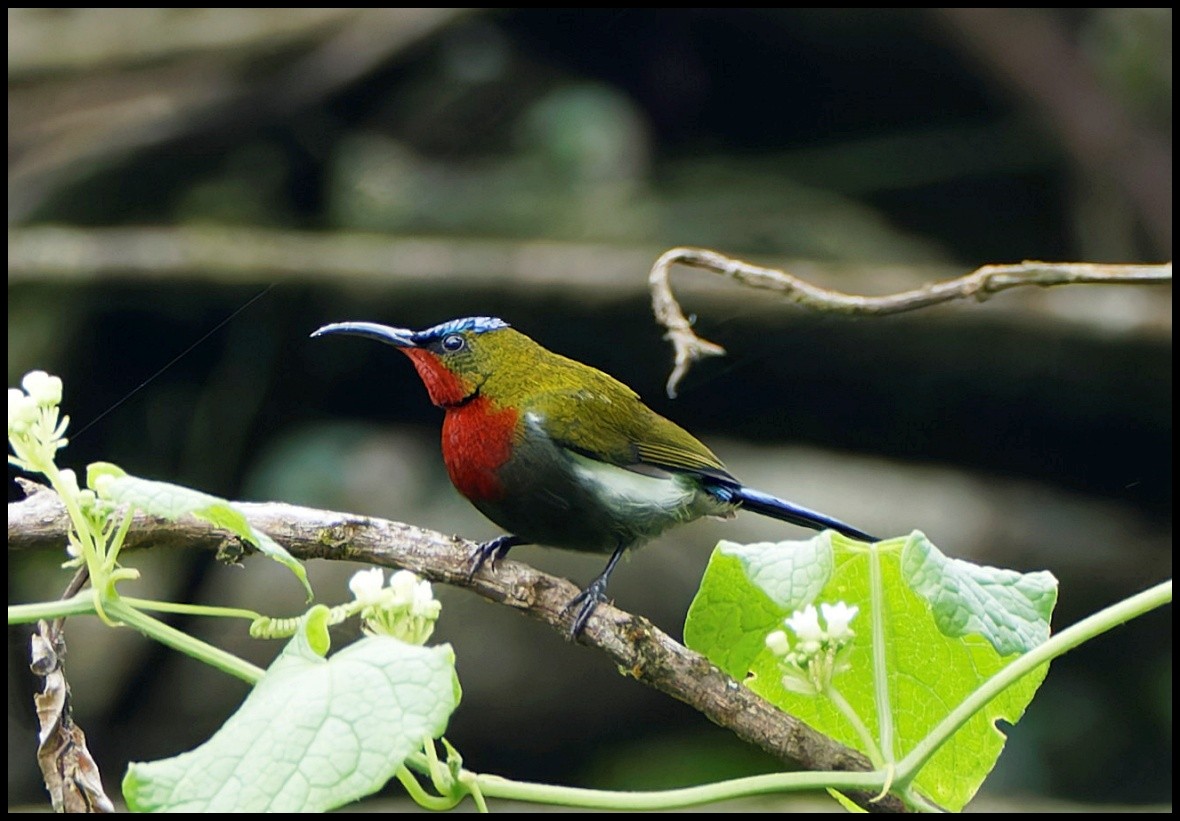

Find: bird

[312,317,877,636]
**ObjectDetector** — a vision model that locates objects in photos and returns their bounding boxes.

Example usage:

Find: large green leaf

[123,610,461,812]
[685,531,1057,811]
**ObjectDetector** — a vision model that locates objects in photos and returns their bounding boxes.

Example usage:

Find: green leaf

[683,546,787,676]
[686,531,1056,811]
[719,534,835,611]
[122,611,461,812]
[89,463,312,600]
[902,532,1057,656]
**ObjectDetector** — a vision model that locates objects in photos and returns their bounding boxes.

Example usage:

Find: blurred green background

[8,8,1171,810]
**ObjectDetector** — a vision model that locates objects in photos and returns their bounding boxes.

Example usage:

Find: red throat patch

[402,349,470,407]
[441,396,518,501]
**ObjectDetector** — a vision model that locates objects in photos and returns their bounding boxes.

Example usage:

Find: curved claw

[467,534,526,581]
[563,579,610,638]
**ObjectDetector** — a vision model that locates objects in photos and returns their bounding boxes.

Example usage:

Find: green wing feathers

[480,334,730,477]
[633,438,726,473]
[528,385,729,477]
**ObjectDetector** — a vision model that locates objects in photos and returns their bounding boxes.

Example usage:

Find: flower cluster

[9,371,104,560]
[348,567,442,645]
[765,601,859,695]
[8,370,67,454]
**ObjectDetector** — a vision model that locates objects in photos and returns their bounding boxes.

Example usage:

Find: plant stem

[8,591,95,623]
[472,769,884,811]
[103,599,264,684]
[121,597,263,622]
[395,766,461,811]
[826,684,883,767]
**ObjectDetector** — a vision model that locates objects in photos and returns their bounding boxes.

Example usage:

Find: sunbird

[313,317,876,635]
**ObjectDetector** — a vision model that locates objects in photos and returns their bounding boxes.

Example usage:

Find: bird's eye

[441,334,466,352]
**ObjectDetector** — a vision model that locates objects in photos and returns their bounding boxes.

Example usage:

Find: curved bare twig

[650,246,1172,397]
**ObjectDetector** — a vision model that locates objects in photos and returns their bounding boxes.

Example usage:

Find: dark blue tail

[707,482,877,542]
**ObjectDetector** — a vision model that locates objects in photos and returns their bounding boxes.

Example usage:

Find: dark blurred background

[7,8,1171,810]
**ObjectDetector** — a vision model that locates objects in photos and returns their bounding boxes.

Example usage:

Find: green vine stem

[473,769,886,811]
[8,592,97,623]
[120,598,264,622]
[8,593,265,685]
[101,600,264,684]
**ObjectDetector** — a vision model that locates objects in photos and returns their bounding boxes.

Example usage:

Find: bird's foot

[562,543,627,639]
[467,534,525,581]
[562,578,611,639]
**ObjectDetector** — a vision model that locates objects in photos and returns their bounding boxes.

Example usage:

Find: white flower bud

[58,469,80,500]
[388,569,420,604]
[348,567,385,602]
[8,389,38,433]
[765,629,791,657]
[22,371,63,407]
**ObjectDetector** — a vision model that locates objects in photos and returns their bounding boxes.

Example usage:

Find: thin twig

[8,488,907,813]
[649,246,1172,397]
[51,565,91,640]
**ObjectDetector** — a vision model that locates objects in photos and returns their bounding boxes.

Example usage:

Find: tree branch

[8,482,907,812]
[8,10,469,222]
[650,246,1172,396]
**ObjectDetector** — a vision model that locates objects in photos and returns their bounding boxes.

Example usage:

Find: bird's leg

[564,543,627,638]
[468,534,528,580]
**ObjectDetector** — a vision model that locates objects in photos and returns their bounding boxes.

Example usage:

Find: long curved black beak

[310,322,418,348]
